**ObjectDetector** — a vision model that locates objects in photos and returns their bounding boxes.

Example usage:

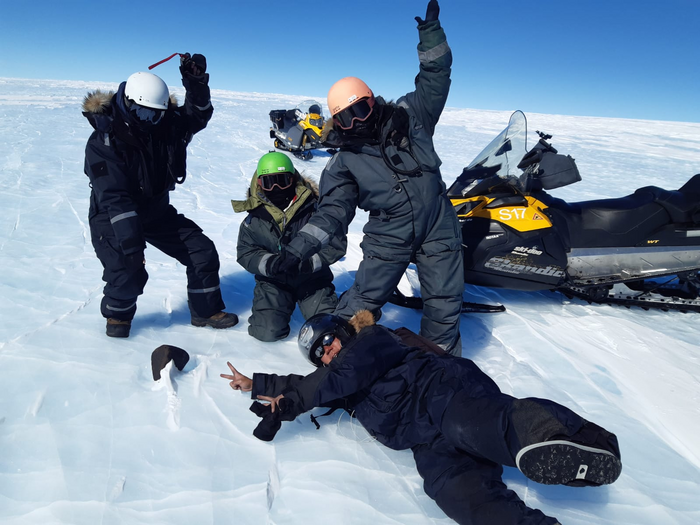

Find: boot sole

[516,440,622,486]
[190,319,238,329]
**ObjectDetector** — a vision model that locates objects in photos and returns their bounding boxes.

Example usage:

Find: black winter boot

[191,311,239,329]
[516,421,622,487]
[106,318,131,338]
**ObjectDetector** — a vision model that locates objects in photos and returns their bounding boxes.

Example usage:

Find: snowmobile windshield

[467,110,528,178]
[295,99,326,127]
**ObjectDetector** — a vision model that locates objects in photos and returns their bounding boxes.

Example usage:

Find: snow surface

[1,77,700,525]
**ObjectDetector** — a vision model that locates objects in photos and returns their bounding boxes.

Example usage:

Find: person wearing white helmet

[269,0,465,356]
[82,54,238,338]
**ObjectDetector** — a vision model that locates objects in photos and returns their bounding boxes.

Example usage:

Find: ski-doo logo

[512,246,543,256]
[485,257,564,277]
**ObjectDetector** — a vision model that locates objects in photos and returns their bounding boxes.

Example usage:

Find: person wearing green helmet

[231,152,347,341]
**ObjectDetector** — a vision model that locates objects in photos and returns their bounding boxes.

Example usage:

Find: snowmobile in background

[445,110,700,312]
[269,99,327,160]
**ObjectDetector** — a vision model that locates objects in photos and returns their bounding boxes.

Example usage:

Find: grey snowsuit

[284,19,465,355]
[232,173,346,341]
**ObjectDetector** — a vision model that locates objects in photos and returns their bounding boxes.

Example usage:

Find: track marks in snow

[152,361,182,430]
[28,390,46,417]
[107,476,126,502]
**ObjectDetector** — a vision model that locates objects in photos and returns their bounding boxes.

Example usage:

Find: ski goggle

[333,97,375,130]
[313,333,337,360]
[258,172,295,191]
[127,99,166,125]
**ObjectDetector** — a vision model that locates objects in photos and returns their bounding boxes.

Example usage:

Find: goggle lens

[128,101,165,125]
[334,98,374,130]
[313,333,336,359]
[258,172,295,191]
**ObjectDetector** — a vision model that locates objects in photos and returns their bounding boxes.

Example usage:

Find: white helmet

[125,72,169,110]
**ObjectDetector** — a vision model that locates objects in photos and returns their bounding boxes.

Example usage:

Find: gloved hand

[267,251,301,277]
[179,53,207,78]
[180,53,210,106]
[415,0,439,25]
[249,401,282,442]
[299,258,315,274]
[124,252,145,274]
[249,398,295,442]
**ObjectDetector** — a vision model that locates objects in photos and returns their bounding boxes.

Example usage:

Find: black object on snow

[151,345,190,381]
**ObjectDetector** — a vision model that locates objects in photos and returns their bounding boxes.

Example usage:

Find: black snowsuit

[248,312,621,525]
[82,78,225,321]
[284,19,464,355]
[232,173,346,341]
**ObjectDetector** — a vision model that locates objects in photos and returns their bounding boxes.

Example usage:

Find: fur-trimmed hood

[230,171,321,231]
[82,82,178,132]
[231,171,318,210]
[348,310,376,334]
[82,89,179,115]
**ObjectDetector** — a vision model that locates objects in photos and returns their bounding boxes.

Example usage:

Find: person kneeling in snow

[221,311,622,525]
[231,152,346,341]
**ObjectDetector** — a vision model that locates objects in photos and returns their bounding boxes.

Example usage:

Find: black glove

[249,398,295,442]
[249,401,281,442]
[124,252,145,274]
[415,0,439,25]
[180,53,207,78]
[267,251,301,277]
[180,53,210,106]
[299,258,315,274]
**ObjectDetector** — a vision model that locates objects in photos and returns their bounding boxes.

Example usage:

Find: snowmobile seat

[635,176,700,224]
[540,191,672,248]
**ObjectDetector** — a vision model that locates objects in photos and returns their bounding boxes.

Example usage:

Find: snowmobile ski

[388,289,506,314]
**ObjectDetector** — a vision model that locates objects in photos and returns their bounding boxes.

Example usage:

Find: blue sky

[1,0,698,122]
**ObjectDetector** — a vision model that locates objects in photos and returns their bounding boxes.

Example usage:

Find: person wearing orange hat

[269,0,465,355]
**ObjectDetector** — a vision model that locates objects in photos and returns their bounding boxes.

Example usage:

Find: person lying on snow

[231,152,346,341]
[220,311,622,525]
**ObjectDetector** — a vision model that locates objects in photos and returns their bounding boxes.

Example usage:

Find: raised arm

[178,52,214,134]
[400,0,452,136]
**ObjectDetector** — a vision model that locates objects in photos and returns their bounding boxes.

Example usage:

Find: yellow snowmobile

[269,99,326,160]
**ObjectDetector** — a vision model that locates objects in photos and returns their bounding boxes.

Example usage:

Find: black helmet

[298,314,355,367]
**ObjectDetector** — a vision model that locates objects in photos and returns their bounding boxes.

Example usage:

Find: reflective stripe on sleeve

[418,41,450,64]
[311,254,322,273]
[259,253,273,277]
[299,223,330,245]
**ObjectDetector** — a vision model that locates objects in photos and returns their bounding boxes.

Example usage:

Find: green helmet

[257,152,295,176]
